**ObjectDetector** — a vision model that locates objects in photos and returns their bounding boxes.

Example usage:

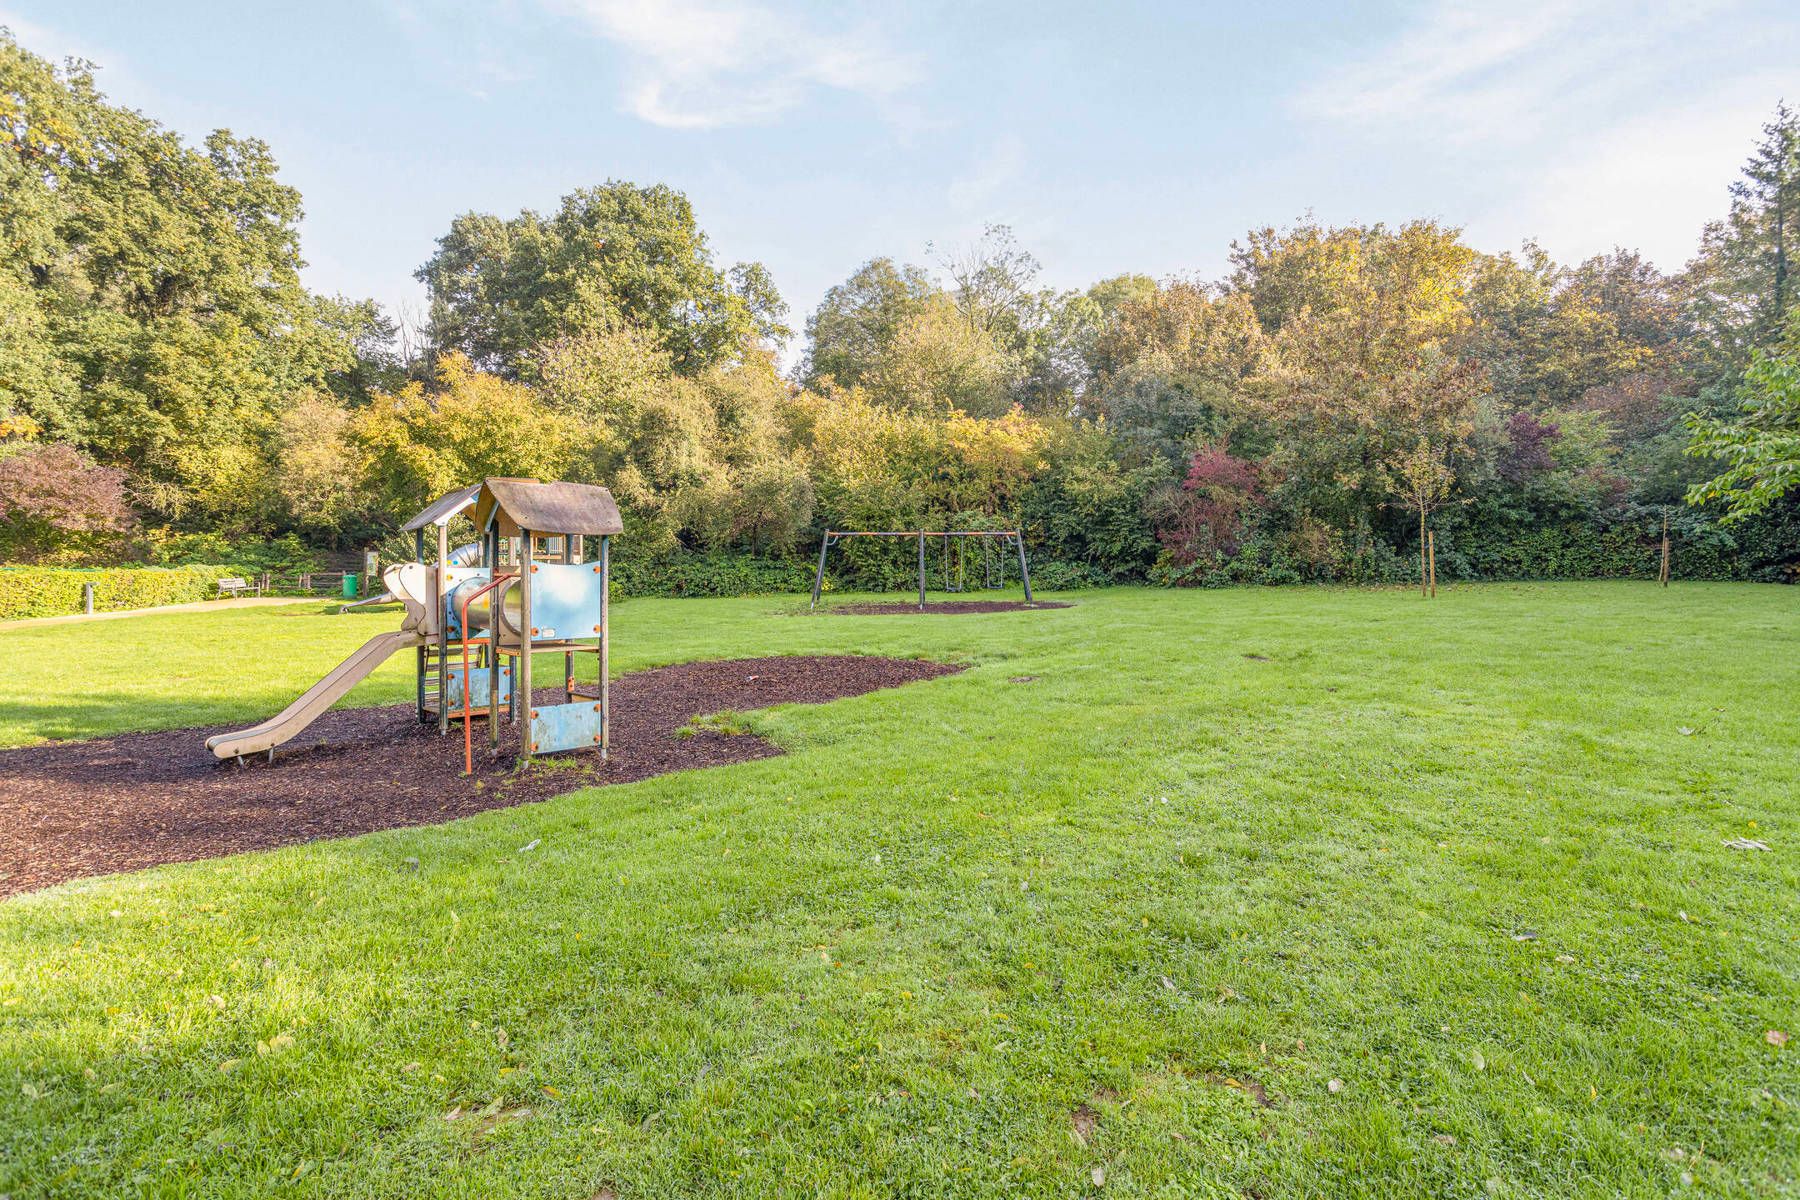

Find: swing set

[808,530,1034,611]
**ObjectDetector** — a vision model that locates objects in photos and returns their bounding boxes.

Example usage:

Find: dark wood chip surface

[0,655,961,898]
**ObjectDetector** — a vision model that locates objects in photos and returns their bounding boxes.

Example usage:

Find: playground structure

[206,477,620,771]
[809,530,1033,611]
[338,541,479,612]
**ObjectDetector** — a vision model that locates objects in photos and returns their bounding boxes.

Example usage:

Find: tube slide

[206,629,423,760]
[337,544,482,614]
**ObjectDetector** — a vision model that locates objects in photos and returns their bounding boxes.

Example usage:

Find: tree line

[2,31,1796,588]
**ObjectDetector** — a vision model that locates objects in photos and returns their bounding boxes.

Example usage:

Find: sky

[6,0,1798,364]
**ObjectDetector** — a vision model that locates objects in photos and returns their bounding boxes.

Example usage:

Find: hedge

[0,564,240,621]
[609,552,818,599]
[608,548,1082,599]
[1442,504,1800,584]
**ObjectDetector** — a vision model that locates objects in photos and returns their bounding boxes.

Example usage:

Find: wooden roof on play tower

[399,483,481,531]
[474,478,624,538]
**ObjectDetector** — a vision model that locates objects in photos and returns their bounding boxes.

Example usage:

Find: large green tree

[804,234,1114,415]
[937,225,1101,412]
[1685,310,1800,520]
[0,31,374,527]
[1686,103,1800,377]
[417,182,788,379]
[1463,244,1681,411]
[1232,221,1486,552]
[1083,279,1262,466]
[801,257,939,389]
[801,253,1022,417]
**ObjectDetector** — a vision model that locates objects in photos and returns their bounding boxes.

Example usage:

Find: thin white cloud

[1,7,98,62]
[948,134,1026,213]
[0,7,138,95]
[1289,0,1785,269]
[1294,0,1734,146]
[1487,78,1790,271]
[1299,2,1574,134]
[549,0,919,129]
[379,1,538,101]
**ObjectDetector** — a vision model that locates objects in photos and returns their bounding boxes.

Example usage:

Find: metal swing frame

[939,534,1000,593]
[808,530,1034,611]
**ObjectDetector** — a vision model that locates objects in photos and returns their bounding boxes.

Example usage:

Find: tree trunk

[1775,175,1787,319]
[1419,510,1427,597]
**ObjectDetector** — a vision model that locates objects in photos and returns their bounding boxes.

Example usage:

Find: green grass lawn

[2,584,1797,1198]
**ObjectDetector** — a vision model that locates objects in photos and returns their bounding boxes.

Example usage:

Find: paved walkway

[0,596,321,632]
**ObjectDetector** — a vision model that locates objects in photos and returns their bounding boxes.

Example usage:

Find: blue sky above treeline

[8,0,1798,359]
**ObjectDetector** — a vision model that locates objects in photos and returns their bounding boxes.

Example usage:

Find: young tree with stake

[1383,354,1483,597]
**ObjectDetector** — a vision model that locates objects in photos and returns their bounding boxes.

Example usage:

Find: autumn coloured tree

[0,443,134,562]
[2,21,1798,590]
[1154,445,1263,565]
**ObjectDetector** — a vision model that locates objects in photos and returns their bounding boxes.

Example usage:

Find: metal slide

[206,629,423,761]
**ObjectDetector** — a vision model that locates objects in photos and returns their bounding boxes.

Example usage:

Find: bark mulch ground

[820,600,1073,616]
[0,655,961,899]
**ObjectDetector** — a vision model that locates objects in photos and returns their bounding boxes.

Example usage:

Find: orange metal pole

[459,573,516,776]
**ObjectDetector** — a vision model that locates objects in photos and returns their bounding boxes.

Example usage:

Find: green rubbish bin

[342,573,359,599]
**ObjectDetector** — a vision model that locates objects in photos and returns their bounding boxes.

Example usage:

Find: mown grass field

[1,583,1797,1198]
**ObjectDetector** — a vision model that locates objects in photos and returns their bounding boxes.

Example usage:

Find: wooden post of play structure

[1660,510,1671,587]
[600,534,611,758]
[488,524,503,751]
[1428,530,1437,598]
[519,531,535,762]
[436,523,451,736]
[414,528,427,723]
[562,535,576,712]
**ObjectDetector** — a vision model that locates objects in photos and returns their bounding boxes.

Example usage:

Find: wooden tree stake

[1428,529,1437,598]
[1660,511,1671,587]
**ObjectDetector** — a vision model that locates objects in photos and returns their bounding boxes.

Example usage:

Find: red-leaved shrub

[1498,411,1559,484]
[0,444,136,563]
[1155,445,1264,566]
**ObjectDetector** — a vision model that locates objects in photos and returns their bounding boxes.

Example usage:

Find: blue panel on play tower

[529,700,604,754]
[526,562,604,640]
[446,663,511,709]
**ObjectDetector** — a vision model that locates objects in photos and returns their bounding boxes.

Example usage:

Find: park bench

[216,576,263,598]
